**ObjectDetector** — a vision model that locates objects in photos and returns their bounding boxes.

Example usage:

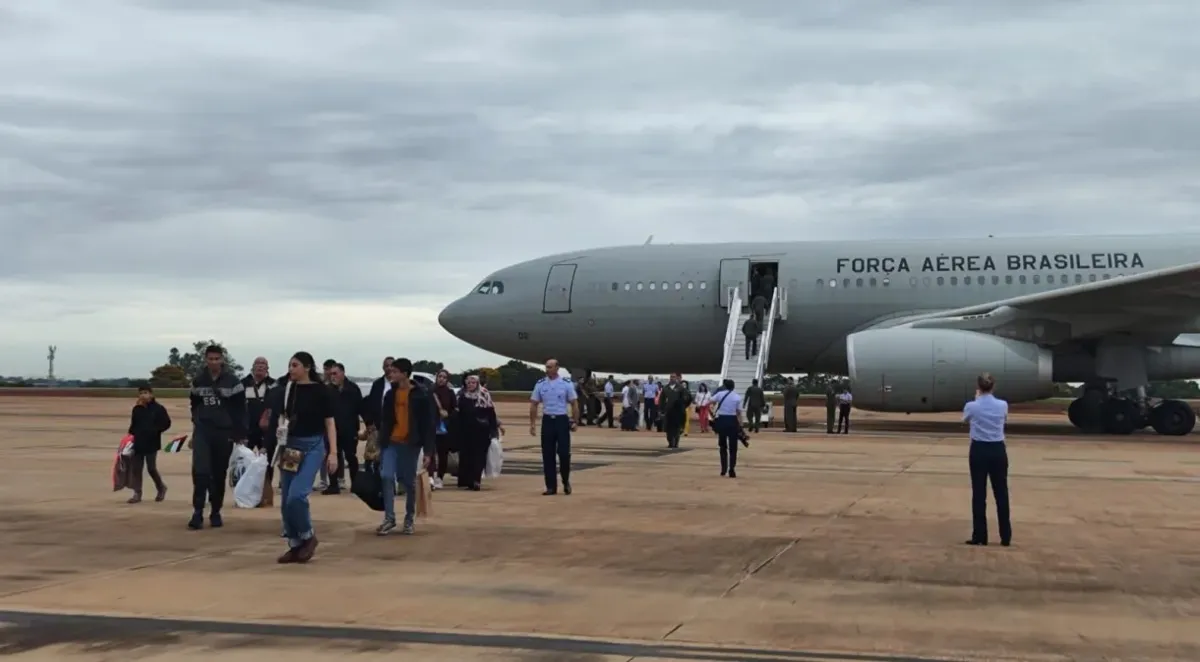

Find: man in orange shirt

[375,358,436,535]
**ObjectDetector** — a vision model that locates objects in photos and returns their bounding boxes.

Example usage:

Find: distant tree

[412,360,444,375]
[170,340,244,380]
[495,360,544,391]
[150,364,190,388]
[1147,380,1200,400]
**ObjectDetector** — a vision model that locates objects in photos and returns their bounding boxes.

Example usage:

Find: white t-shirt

[837,392,853,405]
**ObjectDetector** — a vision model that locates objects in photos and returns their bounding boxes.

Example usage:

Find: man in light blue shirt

[711,379,748,477]
[529,359,578,496]
[961,372,1012,547]
[597,375,616,429]
[642,377,660,430]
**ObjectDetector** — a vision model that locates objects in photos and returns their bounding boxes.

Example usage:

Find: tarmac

[0,397,1197,661]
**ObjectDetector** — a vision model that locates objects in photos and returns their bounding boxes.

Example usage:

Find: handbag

[274,381,303,472]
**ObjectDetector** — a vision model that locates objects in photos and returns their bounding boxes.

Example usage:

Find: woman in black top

[455,374,502,491]
[127,386,172,503]
[275,352,338,564]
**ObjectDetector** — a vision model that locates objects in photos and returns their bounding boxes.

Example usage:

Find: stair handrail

[719,286,742,382]
[778,285,788,321]
[755,287,781,383]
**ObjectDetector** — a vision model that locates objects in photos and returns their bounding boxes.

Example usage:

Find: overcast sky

[2,1,1198,379]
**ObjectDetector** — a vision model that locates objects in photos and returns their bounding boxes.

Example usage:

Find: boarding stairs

[719,286,784,390]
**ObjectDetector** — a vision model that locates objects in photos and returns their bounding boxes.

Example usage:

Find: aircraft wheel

[1070,395,1105,433]
[1100,398,1139,435]
[1150,400,1197,436]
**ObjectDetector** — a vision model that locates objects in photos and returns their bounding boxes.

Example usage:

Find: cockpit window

[475,281,492,294]
[490,281,504,294]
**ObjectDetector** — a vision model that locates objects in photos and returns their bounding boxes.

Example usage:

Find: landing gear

[1068,385,1196,436]
[1147,399,1196,436]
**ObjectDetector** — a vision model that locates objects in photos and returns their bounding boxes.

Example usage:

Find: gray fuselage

[437,234,1196,377]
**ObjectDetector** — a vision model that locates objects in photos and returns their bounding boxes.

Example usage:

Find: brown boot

[294,536,319,563]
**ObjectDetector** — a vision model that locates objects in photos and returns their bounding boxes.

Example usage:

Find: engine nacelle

[846,328,1054,412]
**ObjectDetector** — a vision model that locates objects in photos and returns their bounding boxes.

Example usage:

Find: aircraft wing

[894,260,1200,343]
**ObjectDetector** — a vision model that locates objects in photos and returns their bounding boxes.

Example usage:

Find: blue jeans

[279,434,326,549]
[380,443,422,525]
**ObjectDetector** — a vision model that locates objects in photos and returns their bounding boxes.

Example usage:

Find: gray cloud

[2,0,1199,376]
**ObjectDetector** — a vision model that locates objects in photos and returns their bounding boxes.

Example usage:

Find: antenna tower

[47,345,57,382]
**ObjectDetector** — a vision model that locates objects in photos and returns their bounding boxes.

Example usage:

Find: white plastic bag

[484,437,503,479]
[229,443,256,488]
[233,453,269,508]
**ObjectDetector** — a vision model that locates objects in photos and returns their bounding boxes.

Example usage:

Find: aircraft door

[542,263,577,313]
[718,258,750,308]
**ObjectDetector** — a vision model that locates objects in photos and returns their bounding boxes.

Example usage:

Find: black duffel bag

[352,460,385,511]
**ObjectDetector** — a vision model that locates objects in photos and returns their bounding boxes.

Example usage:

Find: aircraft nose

[438,298,466,338]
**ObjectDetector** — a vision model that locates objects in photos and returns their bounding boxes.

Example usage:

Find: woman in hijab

[455,374,503,491]
[430,369,458,490]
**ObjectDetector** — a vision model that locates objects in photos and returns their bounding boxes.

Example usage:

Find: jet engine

[846,328,1054,412]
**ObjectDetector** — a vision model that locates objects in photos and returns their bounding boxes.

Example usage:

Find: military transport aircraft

[437,234,1200,437]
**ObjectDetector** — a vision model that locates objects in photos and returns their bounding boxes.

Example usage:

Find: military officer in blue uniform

[529,359,578,495]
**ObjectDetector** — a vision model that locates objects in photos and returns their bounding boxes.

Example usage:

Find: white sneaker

[431,476,443,490]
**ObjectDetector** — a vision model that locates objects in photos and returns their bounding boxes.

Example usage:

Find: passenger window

[475,281,492,294]
[1102,273,1111,280]
[674,282,681,290]
[842,278,850,288]
[1060,273,1067,283]
[869,277,877,287]
[950,276,957,286]
[855,278,863,287]
[611,282,618,291]
[816,278,824,287]
[882,277,889,287]
[936,276,944,286]
[829,279,837,288]
[991,276,998,285]
[1032,274,1040,284]
[909,277,918,287]
[922,276,931,287]
[699,281,707,289]
[1046,275,1054,284]
[686,281,694,289]
[649,282,656,290]
[662,281,669,290]
[636,282,644,291]
[1005,275,1013,284]
[1088,274,1096,282]
[623,282,631,291]
[964,276,971,285]
[1075,274,1082,284]
[1019,275,1027,284]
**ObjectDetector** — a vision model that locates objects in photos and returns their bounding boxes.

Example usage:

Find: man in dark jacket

[660,373,692,448]
[240,357,275,455]
[782,377,800,432]
[376,357,436,536]
[127,386,171,503]
[187,344,246,530]
[361,356,394,433]
[744,378,766,433]
[742,317,760,360]
[324,362,364,495]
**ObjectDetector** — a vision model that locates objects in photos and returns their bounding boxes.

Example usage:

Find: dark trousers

[460,432,489,487]
[746,406,762,432]
[598,397,614,427]
[836,404,850,433]
[783,405,797,432]
[643,400,657,430]
[540,415,571,491]
[130,451,165,495]
[191,426,233,513]
[744,336,759,360]
[826,406,836,433]
[435,433,453,480]
[716,416,739,473]
[330,435,359,488]
[664,407,684,447]
[969,441,1012,544]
